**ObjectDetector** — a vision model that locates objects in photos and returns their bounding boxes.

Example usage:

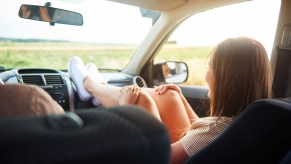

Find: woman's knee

[141,88,181,107]
[137,90,153,104]
[163,89,181,100]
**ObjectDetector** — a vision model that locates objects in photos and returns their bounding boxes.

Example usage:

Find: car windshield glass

[0,0,155,71]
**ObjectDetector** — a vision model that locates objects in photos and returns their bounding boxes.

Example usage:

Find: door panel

[179,85,209,117]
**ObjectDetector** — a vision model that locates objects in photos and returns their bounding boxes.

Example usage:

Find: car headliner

[59,0,249,12]
[108,0,248,12]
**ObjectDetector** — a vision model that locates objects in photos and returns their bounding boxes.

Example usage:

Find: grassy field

[0,42,213,86]
[0,42,136,70]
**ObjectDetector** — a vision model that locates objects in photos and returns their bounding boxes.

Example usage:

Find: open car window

[155,0,280,86]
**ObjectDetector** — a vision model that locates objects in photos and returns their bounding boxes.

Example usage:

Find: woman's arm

[117,85,140,105]
[170,141,190,164]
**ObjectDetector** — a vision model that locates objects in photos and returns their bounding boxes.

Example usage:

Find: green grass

[0,50,134,70]
[0,42,136,70]
[0,42,213,86]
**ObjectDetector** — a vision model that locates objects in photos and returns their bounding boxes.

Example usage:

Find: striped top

[181,117,235,157]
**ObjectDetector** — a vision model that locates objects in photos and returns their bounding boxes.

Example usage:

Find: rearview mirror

[140,8,160,25]
[18,4,83,26]
[154,61,188,84]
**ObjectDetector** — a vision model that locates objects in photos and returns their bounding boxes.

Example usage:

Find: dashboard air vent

[22,75,44,85]
[134,76,147,88]
[44,75,64,85]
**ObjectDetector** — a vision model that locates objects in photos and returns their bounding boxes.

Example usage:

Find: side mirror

[18,4,83,26]
[153,61,188,84]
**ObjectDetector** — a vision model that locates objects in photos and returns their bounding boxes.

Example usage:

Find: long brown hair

[209,37,272,117]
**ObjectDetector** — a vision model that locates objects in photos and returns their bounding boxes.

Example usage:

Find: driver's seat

[0,106,170,164]
[186,98,291,164]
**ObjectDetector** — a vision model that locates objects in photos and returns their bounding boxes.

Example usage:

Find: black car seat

[185,98,291,164]
[281,148,291,164]
[0,105,170,164]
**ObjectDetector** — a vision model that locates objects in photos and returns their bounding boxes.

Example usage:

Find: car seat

[0,105,170,164]
[281,148,291,164]
[185,98,291,164]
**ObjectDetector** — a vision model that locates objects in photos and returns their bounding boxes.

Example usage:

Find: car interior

[0,0,290,163]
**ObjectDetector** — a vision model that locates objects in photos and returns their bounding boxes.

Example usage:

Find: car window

[154,0,280,86]
[0,0,154,71]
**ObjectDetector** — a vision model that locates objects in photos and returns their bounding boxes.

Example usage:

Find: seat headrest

[0,105,170,164]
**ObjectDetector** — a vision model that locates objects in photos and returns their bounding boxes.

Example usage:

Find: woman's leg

[141,88,192,143]
[84,76,120,107]
[69,56,191,142]
[84,76,191,142]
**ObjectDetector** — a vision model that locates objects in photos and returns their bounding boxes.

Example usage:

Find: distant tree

[167,40,177,44]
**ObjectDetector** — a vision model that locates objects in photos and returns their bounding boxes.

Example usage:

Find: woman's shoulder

[193,116,234,125]
[190,117,234,131]
[200,116,235,121]
[201,116,235,123]
[181,116,235,156]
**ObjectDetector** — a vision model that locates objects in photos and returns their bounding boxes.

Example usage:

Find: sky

[0,0,281,55]
[0,0,152,44]
[170,0,281,55]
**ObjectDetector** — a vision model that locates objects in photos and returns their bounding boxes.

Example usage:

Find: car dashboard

[0,68,147,111]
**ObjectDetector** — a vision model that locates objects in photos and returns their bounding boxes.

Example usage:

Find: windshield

[0,0,154,71]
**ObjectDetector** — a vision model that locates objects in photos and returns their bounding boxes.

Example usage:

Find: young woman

[68,37,272,163]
